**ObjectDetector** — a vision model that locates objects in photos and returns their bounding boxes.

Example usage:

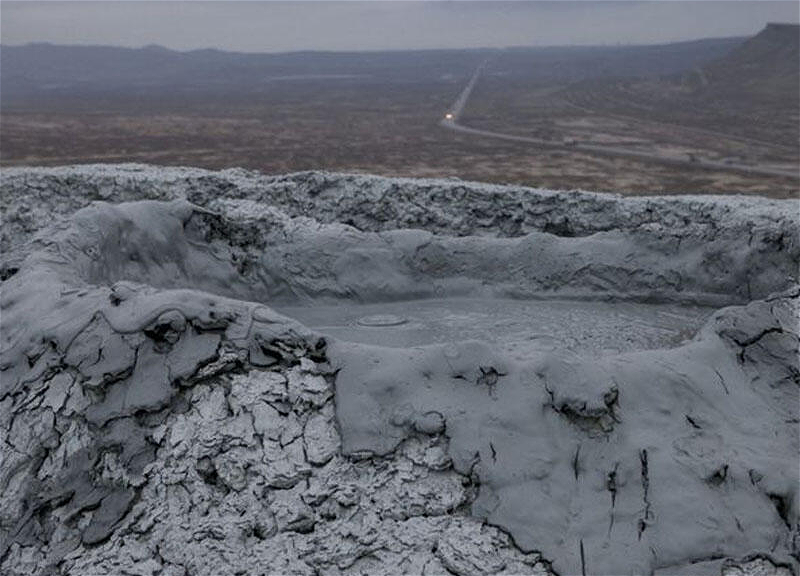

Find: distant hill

[494,36,746,84]
[0,44,490,100]
[0,37,748,102]
[559,24,799,147]
[699,22,799,102]
[0,44,495,103]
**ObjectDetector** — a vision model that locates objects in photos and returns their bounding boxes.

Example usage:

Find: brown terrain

[1,24,798,197]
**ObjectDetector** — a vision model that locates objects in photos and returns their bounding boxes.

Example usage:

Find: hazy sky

[2,1,798,52]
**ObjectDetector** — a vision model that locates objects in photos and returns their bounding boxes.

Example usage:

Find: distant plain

[2,26,798,197]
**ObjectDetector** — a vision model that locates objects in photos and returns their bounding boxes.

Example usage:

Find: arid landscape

[2,24,798,197]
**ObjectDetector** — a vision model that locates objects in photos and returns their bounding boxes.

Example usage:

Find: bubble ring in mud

[356,314,408,327]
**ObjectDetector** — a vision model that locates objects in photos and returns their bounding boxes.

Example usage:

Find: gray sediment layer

[0,165,797,575]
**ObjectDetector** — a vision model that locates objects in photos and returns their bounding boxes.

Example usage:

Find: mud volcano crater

[1,166,798,575]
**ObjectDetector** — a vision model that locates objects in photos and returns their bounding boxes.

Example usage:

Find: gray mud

[277,297,714,358]
[1,165,798,576]
[330,294,799,574]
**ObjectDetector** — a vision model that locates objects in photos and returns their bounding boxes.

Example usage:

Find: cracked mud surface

[1,165,798,575]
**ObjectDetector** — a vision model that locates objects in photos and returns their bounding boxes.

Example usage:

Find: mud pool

[277,297,714,357]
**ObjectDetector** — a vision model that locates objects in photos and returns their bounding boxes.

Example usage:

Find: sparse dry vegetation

[1,29,797,197]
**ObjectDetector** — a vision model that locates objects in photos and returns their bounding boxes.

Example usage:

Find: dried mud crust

[2,355,550,576]
[2,164,798,300]
[331,288,800,575]
[1,166,798,575]
[3,174,797,307]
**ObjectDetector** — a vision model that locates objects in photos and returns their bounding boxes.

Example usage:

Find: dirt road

[441,62,799,180]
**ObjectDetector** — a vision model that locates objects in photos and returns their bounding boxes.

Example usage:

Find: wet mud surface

[0,165,797,575]
[277,297,714,358]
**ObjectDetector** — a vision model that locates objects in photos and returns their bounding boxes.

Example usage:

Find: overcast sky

[2,1,798,52]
